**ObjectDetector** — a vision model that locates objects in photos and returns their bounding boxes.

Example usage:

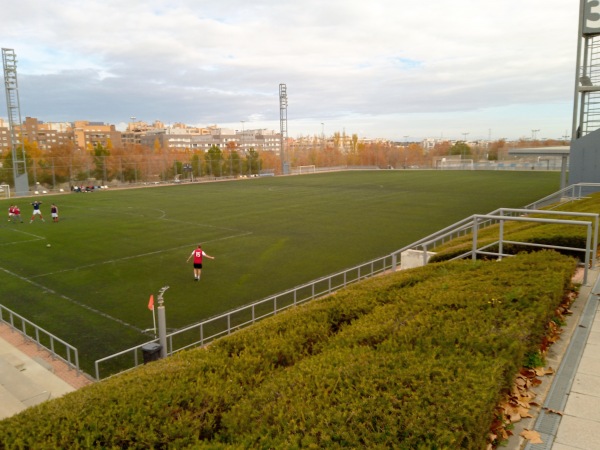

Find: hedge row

[0,250,576,449]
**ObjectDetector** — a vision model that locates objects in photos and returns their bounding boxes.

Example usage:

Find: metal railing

[94,183,600,380]
[94,255,392,379]
[0,304,80,374]
[524,183,600,210]
[462,210,598,285]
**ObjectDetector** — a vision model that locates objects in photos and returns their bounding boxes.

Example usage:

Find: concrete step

[0,384,26,419]
[0,356,50,408]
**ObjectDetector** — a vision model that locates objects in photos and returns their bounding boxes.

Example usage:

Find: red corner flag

[148,294,154,311]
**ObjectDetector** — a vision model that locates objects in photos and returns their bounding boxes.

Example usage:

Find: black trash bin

[141,343,162,363]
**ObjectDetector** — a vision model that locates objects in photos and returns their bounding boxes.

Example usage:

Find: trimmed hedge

[0,251,576,449]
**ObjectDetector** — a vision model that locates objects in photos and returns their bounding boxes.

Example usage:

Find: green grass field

[0,170,560,373]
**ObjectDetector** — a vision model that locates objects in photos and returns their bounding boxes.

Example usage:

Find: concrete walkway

[0,323,94,420]
[520,266,600,450]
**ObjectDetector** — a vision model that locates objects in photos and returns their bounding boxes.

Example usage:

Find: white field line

[32,231,253,279]
[0,265,145,333]
[0,226,46,246]
[1,205,253,332]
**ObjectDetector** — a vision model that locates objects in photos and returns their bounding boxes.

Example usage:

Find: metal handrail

[0,304,80,374]
[94,255,392,379]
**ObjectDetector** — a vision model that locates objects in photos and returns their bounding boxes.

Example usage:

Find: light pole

[461,133,469,160]
[241,120,245,152]
[241,120,246,176]
[403,135,409,168]
[531,129,540,140]
[321,123,325,151]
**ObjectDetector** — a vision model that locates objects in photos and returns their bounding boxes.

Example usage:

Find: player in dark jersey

[30,201,44,223]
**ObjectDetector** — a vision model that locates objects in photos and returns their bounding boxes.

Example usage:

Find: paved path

[520,266,600,450]
[0,322,94,420]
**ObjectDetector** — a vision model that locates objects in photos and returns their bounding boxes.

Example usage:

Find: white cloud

[0,0,579,140]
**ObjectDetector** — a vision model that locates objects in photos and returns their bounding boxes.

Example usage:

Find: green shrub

[0,251,576,449]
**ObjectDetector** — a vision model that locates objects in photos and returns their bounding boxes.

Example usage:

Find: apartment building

[1,116,280,154]
[0,117,122,152]
[19,117,73,150]
[0,117,64,152]
[0,118,10,152]
[139,126,282,154]
[72,121,122,150]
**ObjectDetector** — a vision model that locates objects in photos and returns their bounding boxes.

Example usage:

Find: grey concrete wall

[570,128,600,184]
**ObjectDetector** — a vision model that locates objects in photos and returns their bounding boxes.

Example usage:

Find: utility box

[401,249,436,270]
[141,343,162,363]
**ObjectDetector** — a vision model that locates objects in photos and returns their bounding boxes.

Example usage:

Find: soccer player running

[186,244,215,281]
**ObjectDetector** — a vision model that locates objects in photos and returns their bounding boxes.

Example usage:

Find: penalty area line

[0,265,145,334]
[0,227,47,247]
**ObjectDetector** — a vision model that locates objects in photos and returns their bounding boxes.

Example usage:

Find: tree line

[0,135,567,189]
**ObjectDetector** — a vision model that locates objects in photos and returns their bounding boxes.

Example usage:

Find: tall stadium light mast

[2,48,29,196]
[573,0,600,139]
[279,83,288,175]
[568,0,600,185]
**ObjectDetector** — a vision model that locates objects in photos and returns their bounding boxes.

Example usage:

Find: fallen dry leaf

[543,407,563,416]
[520,429,543,444]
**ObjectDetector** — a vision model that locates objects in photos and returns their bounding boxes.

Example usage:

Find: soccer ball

[46,243,51,248]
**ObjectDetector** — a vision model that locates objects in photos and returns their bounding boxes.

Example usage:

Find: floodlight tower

[2,48,29,196]
[569,0,600,184]
[572,1,600,139]
[279,83,288,174]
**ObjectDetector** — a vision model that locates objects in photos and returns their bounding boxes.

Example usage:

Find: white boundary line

[33,231,252,278]
[0,204,254,333]
[0,265,145,333]
[0,226,46,246]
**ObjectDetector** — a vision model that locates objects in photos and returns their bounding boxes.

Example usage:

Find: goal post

[0,184,10,199]
[439,159,474,170]
[298,165,316,174]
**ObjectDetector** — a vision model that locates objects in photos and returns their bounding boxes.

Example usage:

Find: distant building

[19,117,73,150]
[1,116,282,156]
[0,118,9,152]
[73,121,122,150]
[138,124,282,154]
[0,117,122,152]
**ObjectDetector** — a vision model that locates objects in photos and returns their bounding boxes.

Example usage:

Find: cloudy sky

[0,0,579,141]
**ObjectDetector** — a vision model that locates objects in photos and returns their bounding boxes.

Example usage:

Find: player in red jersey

[186,244,215,281]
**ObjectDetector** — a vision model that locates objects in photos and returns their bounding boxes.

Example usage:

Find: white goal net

[0,184,10,199]
[439,159,474,170]
[298,165,316,174]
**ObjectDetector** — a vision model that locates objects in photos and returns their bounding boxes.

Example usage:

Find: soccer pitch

[0,170,560,372]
